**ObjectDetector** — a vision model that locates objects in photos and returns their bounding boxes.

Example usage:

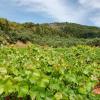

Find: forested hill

[0,18,100,47]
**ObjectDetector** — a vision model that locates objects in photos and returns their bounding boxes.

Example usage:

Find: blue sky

[0,0,100,26]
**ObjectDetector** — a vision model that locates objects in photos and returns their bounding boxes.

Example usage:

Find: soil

[93,83,100,95]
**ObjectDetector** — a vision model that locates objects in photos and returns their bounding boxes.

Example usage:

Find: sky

[0,0,100,26]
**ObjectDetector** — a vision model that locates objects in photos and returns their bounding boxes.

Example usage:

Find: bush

[16,33,33,43]
[86,38,100,46]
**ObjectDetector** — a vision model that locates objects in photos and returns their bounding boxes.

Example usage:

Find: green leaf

[4,80,14,94]
[0,85,4,95]
[29,91,38,100]
[38,77,49,88]
[0,67,7,74]
[54,92,63,100]
[78,87,87,95]
[18,83,29,97]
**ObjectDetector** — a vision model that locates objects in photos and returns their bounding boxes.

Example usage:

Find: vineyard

[0,45,100,99]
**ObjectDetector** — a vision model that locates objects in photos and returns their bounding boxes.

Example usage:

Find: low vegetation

[0,45,100,99]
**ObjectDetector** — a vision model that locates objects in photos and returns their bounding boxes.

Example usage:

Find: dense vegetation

[0,18,100,99]
[0,45,100,99]
[0,18,100,47]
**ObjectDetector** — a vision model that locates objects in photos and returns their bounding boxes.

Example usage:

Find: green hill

[0,18,100,47]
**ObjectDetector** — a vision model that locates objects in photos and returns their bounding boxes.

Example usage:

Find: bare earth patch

[93,83,100,95]
[15,41,31,48]
[93,88,100,94]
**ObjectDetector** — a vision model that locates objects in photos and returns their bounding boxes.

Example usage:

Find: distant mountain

[0,18,100,47]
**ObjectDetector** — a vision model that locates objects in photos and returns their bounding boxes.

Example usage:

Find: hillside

[0,18,100,47]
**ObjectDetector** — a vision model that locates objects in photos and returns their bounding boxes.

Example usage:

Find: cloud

[13,0,87,24]
[14,0,68,22]
[78,0,100,26]
[90,14,100,26]
[78,0,100,9]
[2,0,99,26]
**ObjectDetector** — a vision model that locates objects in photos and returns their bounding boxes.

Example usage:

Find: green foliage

[16,33,33,43]
[0,18,100,47]
[0,18,10,34]
[86,38,100,46]
[0,45,100,99]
